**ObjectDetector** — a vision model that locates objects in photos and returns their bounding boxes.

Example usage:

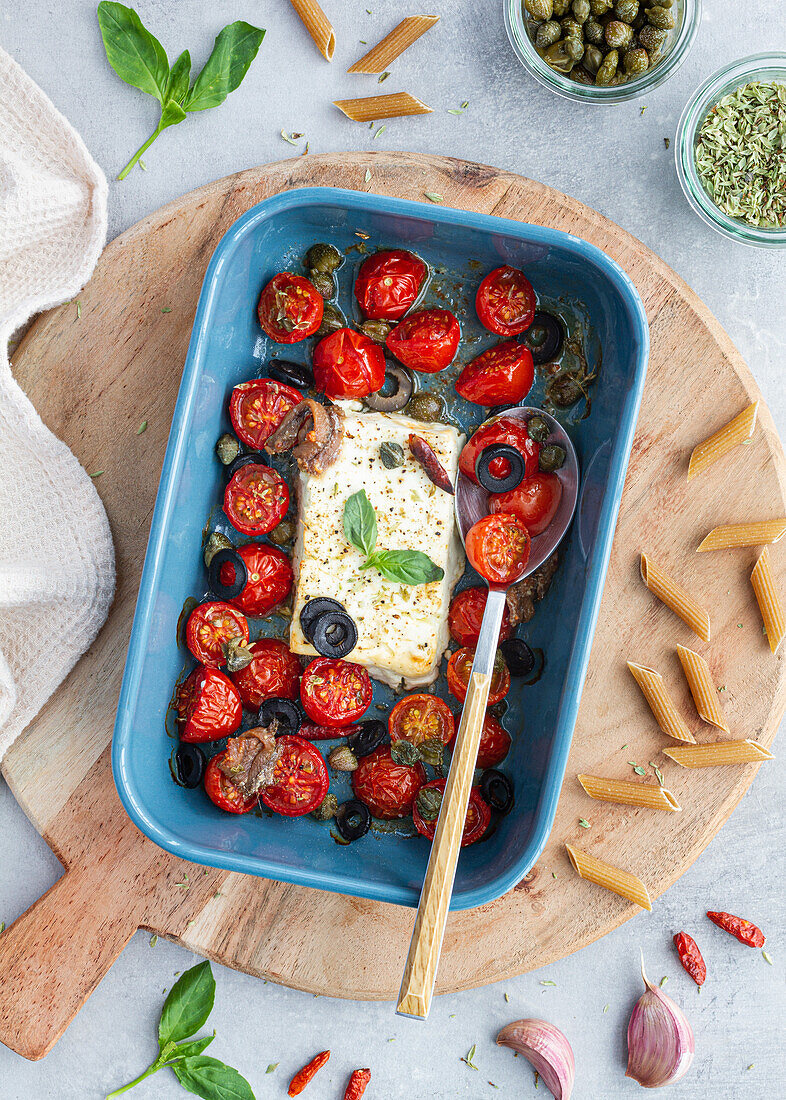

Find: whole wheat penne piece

[640,554,710,642]
[565,844,652,911]
[676,645,729,732]
[578,775,681,812]
[688,402,758,480]
[627,661,696,743]
[333,92,432,121]
[663,740,774,768]
[289,0,335,61]
[751,546,786,655]
[348,15,439,73]
[697,520,786,552]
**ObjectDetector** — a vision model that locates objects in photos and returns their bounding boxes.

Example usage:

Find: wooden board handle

[0,863,142,1060]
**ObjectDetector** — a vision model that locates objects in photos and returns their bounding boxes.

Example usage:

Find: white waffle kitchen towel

[0,47,115,763]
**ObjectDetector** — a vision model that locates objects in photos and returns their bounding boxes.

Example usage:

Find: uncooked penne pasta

[697,520,786,552]
[676,645,729,732]
[565,844,652,911]
[640,554,710,642]
[578,775,681,812]
[347,15,439,73]
[627,661,696,743]
[751,546,786,655]
[688,402,758,480]
[333,92,432,121]
[663,740,774,768]
[289,0,335,61]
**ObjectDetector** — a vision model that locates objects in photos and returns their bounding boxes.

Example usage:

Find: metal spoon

[397,407,579,1020]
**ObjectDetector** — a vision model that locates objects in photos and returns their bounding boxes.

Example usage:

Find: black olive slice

[475,444,526,493]
[258,697,302,734]
[488,404,519,420]
[300,597,347,642]
[521,311,564,364]
[480,769,514,814]
[363,361,414,413]
[268,359,315,389]
[172,744,206,789]
[225,451,267,479]
[207,548,248,601]
[335,798,371,841]
[499,638,536,676]
[346,719,387,758]
[311,610,358,658]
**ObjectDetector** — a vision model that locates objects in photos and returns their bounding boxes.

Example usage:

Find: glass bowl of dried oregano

[676,53,786,248]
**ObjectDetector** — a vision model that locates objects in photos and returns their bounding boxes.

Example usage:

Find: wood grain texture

[1,152,784,1060]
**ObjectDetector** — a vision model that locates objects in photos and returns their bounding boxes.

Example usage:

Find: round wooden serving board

[1,153,784,1061]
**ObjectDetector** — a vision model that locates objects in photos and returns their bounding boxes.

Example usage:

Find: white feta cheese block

[290,404,465,688]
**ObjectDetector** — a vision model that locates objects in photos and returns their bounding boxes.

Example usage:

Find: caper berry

[623,45,649,73]
[589,0,611,12]
[637,23,667,50]
[539,444,567,472]
[605,19,633,47]
[204,531,234,568]
[379,441,405,469]
[309,271,335,299]
[527,414,551,443]
[312,794,339,821]
[525,0,553,17]
[582,44,603,73]
[583,17,605,44]
[560,16,583,37]
[571,0,590,21]
[543,40,575,72]
[359,318,392,344]
[406,392,445,422]
[595,47,619,83]
[614,0,638,21]
[215,432,240,466]
[314,302,344,338]
[546,371,584,407]
[564,35,584,60]
[304,242,342,274]
[552,0,570,14]
[267,518,295,547]
[535,19,562,48]
[646,4,674,28]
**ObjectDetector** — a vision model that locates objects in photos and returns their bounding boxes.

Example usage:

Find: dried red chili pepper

[408,433,454,494]
[673,932,706,985]
[343,1068,371,1100]
[707,911,766,948]
[288,1050,331,1096]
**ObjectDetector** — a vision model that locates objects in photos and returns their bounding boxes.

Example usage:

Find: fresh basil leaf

[166,1034,216,1062]
[158,961,215,1047]
[166,49,192,104]
[172,1056,256,1100]
[97,1,170,103]
[183,22,265,113]
[343,489,377,557]
[367,550,444,586]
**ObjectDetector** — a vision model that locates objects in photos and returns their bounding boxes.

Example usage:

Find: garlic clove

[626,958,695,1088]
[497,1018,575,1100]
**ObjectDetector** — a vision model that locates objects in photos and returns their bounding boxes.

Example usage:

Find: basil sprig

[343,490,444,586]
[97,3,265,179]
[105,961,255,1099]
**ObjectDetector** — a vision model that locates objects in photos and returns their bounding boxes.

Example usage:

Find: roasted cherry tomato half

[300,656,373,728]
[354,249,427,321]
[389,694,455,747]
[257,272,323,343]
[312,328,386,400]
[260,734,329,817]
[223,463,289,536]
[459,417,540,486]
[227,542,293,617]
[204,750,258,814]
[490,472,563,537]
[177,666,243,742]
[412,779,491,846]
[229,638,301,708]
[475,265,536,337]
[447,647,511,705]
[386,309,460,373]
[229,378,302,449]
[455,341,535,407]
[351,747,426,819]
[448,586,513,648]
[185,601,249,667]
[447,711,512,769]
[466,513,531,586]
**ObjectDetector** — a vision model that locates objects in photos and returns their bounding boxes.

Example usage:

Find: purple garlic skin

[497,1018,574,1100]
[627,965,695,1088]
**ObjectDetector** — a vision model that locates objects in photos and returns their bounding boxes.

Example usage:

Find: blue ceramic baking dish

[113,186,648,910]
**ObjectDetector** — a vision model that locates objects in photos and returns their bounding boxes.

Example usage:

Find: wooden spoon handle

[397,587,507,1020]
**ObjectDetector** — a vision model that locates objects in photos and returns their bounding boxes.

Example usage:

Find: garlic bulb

[627,959,695,1088]
[497,1018,574,1100]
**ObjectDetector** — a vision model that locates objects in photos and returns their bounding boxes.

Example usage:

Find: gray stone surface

[1,1,784,1096]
